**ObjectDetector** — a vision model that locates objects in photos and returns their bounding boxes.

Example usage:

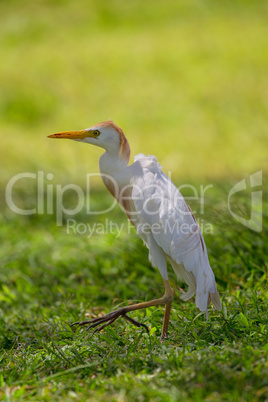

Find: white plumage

[130,154,221,316]
[49,120,222,338]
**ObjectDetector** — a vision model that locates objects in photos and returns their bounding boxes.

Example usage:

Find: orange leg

[161,298,173,340]
[71,279,174,339]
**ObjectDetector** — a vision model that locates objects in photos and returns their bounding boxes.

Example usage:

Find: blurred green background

[1,1,268,400]
[1,0,267,188]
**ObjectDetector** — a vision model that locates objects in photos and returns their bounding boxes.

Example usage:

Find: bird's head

[48,120,130,161]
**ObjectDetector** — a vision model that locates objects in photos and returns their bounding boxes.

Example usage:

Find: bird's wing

[131,154,221,313]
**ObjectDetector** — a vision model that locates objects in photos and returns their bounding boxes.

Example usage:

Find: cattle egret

[48,121,221,339]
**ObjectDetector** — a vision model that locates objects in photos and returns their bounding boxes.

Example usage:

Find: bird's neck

[99,150,137,221]
[99,132,131,199]
[99,151,130,200]
[99,151,129,181]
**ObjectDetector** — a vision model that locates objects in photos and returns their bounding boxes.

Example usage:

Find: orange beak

[48,129,92,140]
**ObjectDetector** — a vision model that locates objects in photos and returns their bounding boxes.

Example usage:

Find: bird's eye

[93,130,100,137]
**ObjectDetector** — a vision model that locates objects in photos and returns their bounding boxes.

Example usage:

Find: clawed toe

[70,307,149,334]
[123,314,149,332]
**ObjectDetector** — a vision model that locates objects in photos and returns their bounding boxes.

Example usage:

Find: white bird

[48,121,221,339]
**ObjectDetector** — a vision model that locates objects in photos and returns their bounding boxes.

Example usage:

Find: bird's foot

[70,307,149,335]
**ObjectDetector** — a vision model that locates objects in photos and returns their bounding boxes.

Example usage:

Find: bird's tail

[169,258,222,317]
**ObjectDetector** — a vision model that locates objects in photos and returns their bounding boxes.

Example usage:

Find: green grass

[0,0,268,400]
[1,184,267,401]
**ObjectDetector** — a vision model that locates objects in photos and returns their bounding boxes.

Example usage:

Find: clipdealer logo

[228,171,262,233]
[5,170,263,233]
[5,171,118,225]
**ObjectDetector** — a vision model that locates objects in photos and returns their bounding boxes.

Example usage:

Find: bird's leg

[161,298,173,340]
[70,280,173,338]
